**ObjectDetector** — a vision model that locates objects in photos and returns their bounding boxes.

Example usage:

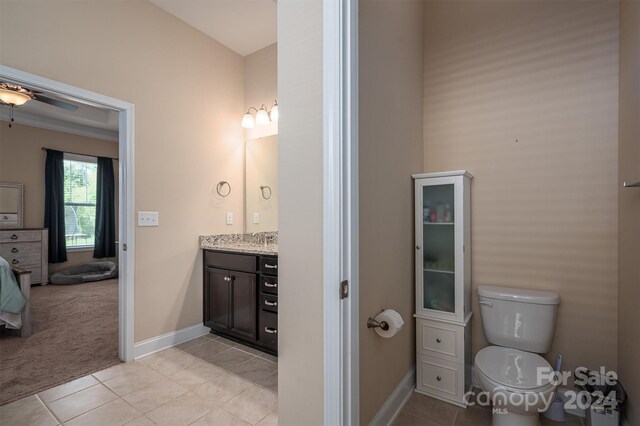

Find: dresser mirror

[245,136,278,233]
[0,182,24,229]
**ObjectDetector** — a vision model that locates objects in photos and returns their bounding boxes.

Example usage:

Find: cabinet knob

[11,234,18,240]
[265,264,277,269]
[265,282,277,288]
[11,259,19,264]
[436,338,441,343]
[416,244,421,250]
[265,300,278,307]
[264,327,277,334]
[11,248,18,253]
[436,376,442,382]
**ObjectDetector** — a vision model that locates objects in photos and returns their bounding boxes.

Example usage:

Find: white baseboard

[369,367,416,426]
[133,324,210,359]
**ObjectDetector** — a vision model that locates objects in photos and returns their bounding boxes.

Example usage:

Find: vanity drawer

[204,250,257,273]
[261,276,278,295]
[417,317,464,363]
[260,256,278,276]
[416,354,463,401]
[258,310,278,351]
[260,293,278,313]
[0,230,43,243]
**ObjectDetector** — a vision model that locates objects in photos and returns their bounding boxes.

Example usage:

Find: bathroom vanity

[201,233,278,355]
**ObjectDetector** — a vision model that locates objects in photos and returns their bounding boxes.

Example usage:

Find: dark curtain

[44,149,67,263]
[94,157,116,258]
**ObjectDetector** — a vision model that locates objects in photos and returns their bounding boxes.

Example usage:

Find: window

[63,155,98,249]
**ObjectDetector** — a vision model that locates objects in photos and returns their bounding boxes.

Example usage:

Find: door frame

[323,0,359,424]
[0,65,136,362]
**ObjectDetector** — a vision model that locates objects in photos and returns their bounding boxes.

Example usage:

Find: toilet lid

[475,346,554,391]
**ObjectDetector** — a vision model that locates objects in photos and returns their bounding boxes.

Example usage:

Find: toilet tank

[478,285,560,353]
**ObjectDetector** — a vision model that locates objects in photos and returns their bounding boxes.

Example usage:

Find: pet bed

[50,261,118,285]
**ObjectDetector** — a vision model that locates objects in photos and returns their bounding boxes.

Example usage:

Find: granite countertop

[200,232,278,256]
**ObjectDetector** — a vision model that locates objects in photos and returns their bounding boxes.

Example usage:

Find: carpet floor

[0,279,120,405]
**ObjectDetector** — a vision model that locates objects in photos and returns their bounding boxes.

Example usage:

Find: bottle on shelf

[444,204,452,223]
[430,207,437,223]
[423,205,431,222]
[436,202,444,223]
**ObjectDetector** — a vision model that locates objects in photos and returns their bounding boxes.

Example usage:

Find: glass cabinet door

[421,184,455,313]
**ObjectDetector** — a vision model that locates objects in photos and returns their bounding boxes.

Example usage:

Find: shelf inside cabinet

[423,222,454,225]
[423,268,454,275]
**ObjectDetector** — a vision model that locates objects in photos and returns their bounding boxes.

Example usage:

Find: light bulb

[241,112,255,129]
[269,103,279,122]
[256,106,270,125]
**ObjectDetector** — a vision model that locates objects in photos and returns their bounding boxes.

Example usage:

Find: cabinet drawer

[260,256,278,276]
[204,251,257,273]
[258,310,278,351]
[260,293,278,313]
[2,251,41,266]
[417,317,463,363]
[261,276,278,295]
[417,354,462,400]
[0,230,42,243]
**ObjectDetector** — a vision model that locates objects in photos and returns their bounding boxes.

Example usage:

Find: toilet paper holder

[367,317,389,331]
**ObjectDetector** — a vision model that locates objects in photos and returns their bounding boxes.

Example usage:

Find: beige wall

[359,0,424,423]
[0,123,118,273]
[0,0,245,342]
[618,0,640,423]
[423,1,620,375]
[277,0,324,423]
[244,43,278,140]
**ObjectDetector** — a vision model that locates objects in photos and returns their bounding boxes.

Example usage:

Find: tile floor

[393,391,585,426]
[0,333,277,426]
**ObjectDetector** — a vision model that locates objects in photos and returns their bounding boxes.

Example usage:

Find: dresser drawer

[261,276,278,295]
[417,317,464,363]
[416,354,463,401]
[0,241,42,261]
[258,310,278,352]
[0,230,43,243]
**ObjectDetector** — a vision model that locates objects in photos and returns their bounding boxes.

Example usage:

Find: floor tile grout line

[50,387,119,424]
[35,393,63,425]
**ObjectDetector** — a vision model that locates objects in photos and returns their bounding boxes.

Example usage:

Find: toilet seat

[475,346,554,393]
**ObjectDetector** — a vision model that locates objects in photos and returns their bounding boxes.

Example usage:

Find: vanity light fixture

[241,99,279,128]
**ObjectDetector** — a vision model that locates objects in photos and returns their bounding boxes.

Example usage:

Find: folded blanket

[0,256,26,314]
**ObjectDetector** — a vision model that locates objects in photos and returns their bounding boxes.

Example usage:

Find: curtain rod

[41,147,119,161]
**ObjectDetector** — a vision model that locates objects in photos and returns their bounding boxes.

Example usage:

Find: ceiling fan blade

[34,95,79,111]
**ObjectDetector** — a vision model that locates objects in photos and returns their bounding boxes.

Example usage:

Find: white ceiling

[150,0,277,57]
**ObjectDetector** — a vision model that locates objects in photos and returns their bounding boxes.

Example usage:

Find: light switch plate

[138,211,159,227]
[253,212,260,224]
[226,212,233,225]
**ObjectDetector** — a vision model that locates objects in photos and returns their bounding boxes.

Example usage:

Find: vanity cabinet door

[205,267,231,332]
[229,271,257,342]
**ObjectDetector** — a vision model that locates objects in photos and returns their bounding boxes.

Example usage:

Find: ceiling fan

[0,82,78,111]
[0,82,78,128]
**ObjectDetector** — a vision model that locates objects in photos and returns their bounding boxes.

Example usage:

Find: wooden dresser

[0,229,48,285]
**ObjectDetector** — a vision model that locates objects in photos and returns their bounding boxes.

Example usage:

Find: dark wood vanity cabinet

[203,250,277,355]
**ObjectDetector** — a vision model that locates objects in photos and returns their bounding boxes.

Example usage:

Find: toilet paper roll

[374,309,404,338]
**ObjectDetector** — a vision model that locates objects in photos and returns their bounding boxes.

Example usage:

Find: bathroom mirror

[0,182,24,229]
[245,136,278,233]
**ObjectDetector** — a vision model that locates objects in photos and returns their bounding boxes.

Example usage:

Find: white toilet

[475,285,561,426]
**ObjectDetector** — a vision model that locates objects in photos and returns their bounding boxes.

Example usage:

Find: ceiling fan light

[241,112,255,129]
[256,106,270,125]
[269,104,279,122]
[0,88,31,106]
